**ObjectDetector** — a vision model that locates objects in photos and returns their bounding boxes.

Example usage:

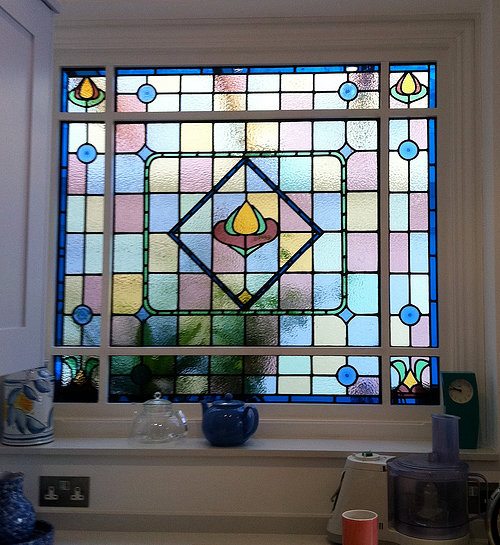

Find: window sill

[0,436,496,461]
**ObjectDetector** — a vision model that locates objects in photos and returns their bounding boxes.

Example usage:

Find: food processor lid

[212,393,244,408]
[388,453,469,481]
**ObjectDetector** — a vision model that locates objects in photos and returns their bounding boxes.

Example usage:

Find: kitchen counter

[55,532,332,545]
[55,531,488,545]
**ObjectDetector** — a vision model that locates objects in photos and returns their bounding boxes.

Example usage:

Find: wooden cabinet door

[0,0,57,375]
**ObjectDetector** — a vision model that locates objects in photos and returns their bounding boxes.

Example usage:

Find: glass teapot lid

[142,392,174,414]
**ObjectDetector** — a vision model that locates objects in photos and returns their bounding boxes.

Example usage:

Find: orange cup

[342,509,378,545]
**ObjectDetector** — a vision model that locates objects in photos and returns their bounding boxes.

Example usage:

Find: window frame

[47,14,490,446]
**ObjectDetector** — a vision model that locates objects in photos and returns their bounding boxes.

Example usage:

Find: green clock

[441,372,479,449]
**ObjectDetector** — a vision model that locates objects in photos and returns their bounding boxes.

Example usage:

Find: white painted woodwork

[0,0,57,376]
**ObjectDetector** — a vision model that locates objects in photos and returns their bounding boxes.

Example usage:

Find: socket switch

[39,476,90,507]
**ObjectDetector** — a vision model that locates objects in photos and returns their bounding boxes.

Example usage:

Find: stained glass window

[389,118,437,347]
[61,69,106,113]
[389,64,436,109]
[112,120,379,347]
[54,356,99,402]
[53,63,439,406]
[109,355,380,403]
[116,65,380,112]
[55,122,105,347]
[390,356,439,405]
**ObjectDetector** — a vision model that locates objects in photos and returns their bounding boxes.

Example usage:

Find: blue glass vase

[0,472,36,545]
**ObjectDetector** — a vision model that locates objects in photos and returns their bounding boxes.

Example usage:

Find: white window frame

[47,11,496,448]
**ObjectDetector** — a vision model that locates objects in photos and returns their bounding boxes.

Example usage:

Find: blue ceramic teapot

[201,394,259,447]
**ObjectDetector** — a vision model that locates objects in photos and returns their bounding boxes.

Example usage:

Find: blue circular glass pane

[76,143,97,164]
[72,305,93,325]
[137,84,157,103]
[398,140,419,160]
[337,365,358,387]
[338,82,359,101]
[399,304,421,326]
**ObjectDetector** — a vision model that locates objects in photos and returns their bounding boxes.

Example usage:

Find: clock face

[448,378,474,404]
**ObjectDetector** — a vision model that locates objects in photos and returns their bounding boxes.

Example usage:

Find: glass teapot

[130,392,187,443]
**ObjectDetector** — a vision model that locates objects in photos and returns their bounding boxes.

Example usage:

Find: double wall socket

[39,476,90,508]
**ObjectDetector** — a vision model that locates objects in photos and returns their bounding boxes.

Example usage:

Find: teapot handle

[176,410,188,434]
[243,406,259,438]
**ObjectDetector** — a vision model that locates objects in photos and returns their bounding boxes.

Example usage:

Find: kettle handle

[243,406,259,438]
[487,485,500,545]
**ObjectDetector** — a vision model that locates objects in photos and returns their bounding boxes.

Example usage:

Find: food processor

[327,414,475,545]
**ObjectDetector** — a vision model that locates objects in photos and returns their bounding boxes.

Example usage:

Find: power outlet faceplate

[39,476,90,507]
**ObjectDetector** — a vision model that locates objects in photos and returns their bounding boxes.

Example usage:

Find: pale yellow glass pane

[280,233,312,271]
[246,122,279,151]
[350,91,379,109]
[148,95,179,112]
[347,120,377,150]
[281,73,313,91]
[347,193,378,231]
[248,74,280,92]
[149,158,179,192]
[248,193,278,220]
[312,355,345,374]
[313,156,342,191]
[181,123,212,152]
[315,73,346,91]
[389,153,409,192]
[391,316,410,346]
[88,123,106,153]
[212,284,239,310]
[314,315,346,345]
[68,124,87,153]
[214,123,246,152]
[149,75,180,93]
[216,274,244,294]
[181,75,213,92]
[149,234,178,272]
[86,196,104,232]
[112,274,143,314]
[64,276,83,313]
[214,158,244,190]
[278,376,311,395]
[214,94,246,112]
[247,93,280,111]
